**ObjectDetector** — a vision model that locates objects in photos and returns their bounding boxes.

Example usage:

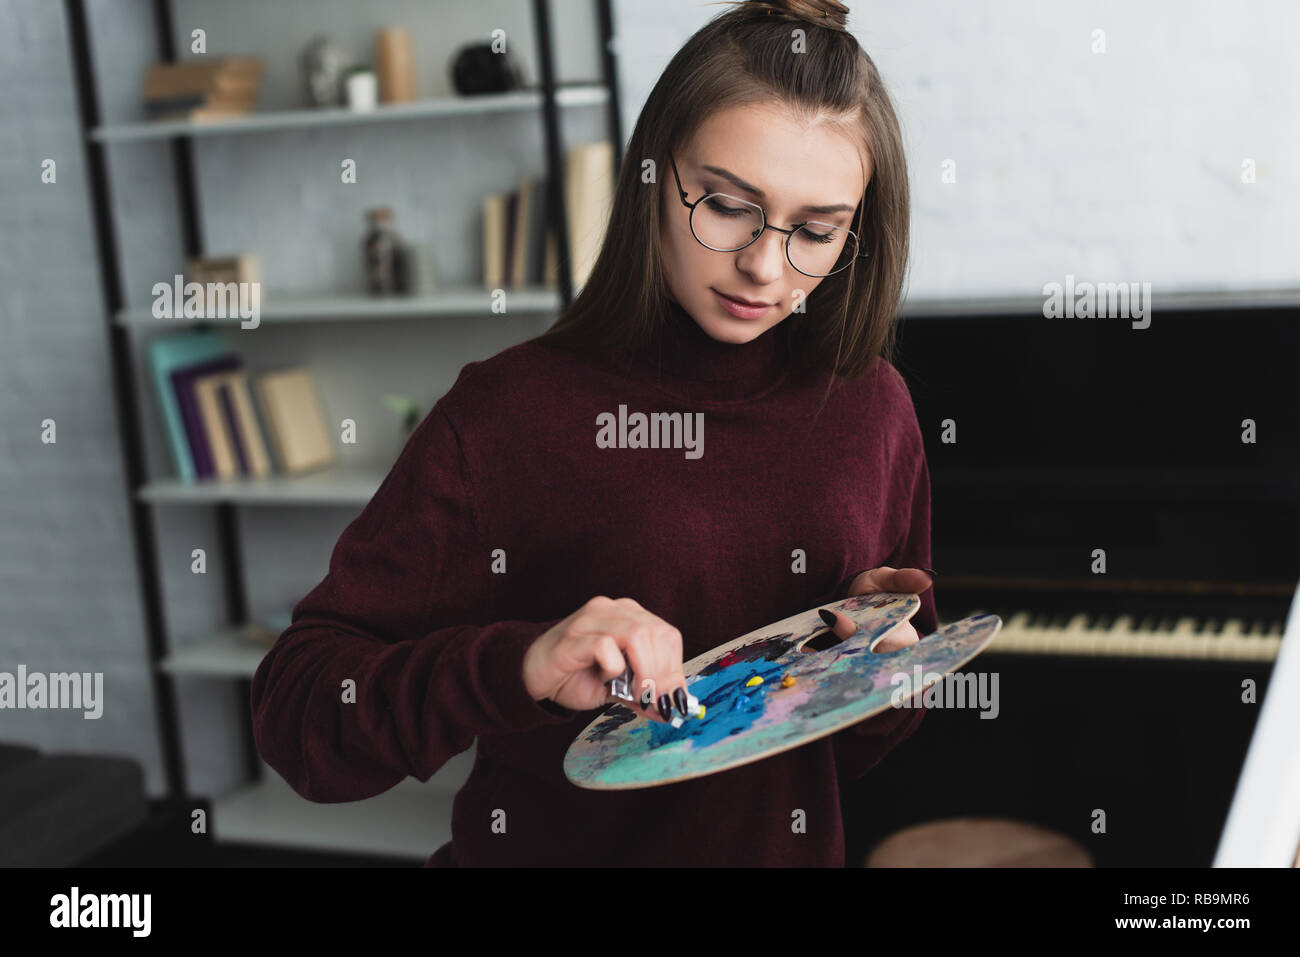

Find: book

[254,368,334,475]
[143,56,262,122]
[482,191,507,290]
[215,369,273,478]
[216,380,248,476]
[146,105,259,123]
[142,57,263,100]
[194,371,241,479]
[482,146,612,292]
[509,177,535,288]
[143,90,259,113]
[566,141,615,291]
[171,355,242,479]
[502,188,520,288]
[147,330,235,482]
[527,174,552,286]
[184,253,262,287]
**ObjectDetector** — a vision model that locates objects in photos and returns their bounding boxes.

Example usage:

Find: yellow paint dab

[745,675,763,687]
[781,675,796,688]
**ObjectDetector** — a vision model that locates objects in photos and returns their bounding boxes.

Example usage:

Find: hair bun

[744,0,850,32]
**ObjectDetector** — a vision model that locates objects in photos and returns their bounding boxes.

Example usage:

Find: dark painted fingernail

[921,567,937,578]
[818,608,837,627]
[657,694,672,721]
[673,687,688,716]
[640,687,654,710]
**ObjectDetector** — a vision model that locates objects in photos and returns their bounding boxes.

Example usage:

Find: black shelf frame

[64,0,624,803]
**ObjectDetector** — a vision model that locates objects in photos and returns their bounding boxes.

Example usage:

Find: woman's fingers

[592,634,627,683]
[874,622,920,652]
[847,566,935,596]
[819,608,861,641]
[818,608,921,651]
[636,613,687,725]
[577,600,686,724]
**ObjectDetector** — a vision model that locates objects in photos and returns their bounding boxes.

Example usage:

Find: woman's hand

[523,595,692,723]
[822,566,936,652]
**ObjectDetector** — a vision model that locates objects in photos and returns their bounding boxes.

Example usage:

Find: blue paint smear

[580,616,905,755]
[646,656,792,750]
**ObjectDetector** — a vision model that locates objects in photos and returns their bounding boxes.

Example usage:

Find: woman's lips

[712,289,771,318]
[719,291,770,307]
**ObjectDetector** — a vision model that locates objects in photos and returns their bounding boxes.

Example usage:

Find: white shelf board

[90,85,609,142]
[212,753,474,861]
[117,286,562,327]
[139,465,384,506]
[161,626,272,678]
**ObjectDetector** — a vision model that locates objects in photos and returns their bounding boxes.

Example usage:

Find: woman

[251,0,937,867]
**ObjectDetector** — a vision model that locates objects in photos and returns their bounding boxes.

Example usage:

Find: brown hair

[526,0,910,404]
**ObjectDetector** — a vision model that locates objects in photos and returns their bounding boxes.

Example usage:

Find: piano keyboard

[943,612,1284,660]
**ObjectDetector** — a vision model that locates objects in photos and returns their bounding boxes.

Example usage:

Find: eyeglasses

[668,153,869,278]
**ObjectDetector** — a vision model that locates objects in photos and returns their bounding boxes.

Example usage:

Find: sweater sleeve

[832,377,935,782]
[250,402,577,803]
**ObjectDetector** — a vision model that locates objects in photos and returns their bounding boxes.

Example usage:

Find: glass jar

[362,207,407,295]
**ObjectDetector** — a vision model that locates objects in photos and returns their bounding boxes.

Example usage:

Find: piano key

[1062,613,1091,640]
[1097,615,1133,656]
[1132,622,1163,657]
[1208,619,1247,660]
[1044,614,1071,654]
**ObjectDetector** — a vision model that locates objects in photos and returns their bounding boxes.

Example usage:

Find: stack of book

[142,56,264,122]
[148,329,334,482]
[483,140,614,292]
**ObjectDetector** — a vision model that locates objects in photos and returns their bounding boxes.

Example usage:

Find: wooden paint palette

[563,593,1002,789]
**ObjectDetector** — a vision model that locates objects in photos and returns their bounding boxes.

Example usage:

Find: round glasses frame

[668,153,869,278]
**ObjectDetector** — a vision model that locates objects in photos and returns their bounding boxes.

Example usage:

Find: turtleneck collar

[624,298,793,402]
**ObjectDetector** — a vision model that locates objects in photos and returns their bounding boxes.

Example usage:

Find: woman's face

[659,102,870,344]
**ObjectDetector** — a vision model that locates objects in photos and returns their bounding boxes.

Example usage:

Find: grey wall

[0,0,168,787]
[1,0,611,799]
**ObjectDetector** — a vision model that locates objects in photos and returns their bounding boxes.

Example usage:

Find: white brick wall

[617,0,1300,296]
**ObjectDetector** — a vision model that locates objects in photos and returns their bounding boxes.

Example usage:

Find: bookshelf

[88,85,609,142]
[211,755,474,861]
[160,626,273,679]
[69,0,625,861]
[115,285,564,327]
[138,465,384,505]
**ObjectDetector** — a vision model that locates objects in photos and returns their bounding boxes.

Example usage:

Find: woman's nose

[735,227,786,283]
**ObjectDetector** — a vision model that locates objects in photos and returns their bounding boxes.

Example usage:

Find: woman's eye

[704,196,747,217]
[796,227,837,244]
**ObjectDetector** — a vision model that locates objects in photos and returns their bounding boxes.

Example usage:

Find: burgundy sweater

[250,301,937,866]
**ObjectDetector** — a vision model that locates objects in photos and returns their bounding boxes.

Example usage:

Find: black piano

[841,290,1300,868]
